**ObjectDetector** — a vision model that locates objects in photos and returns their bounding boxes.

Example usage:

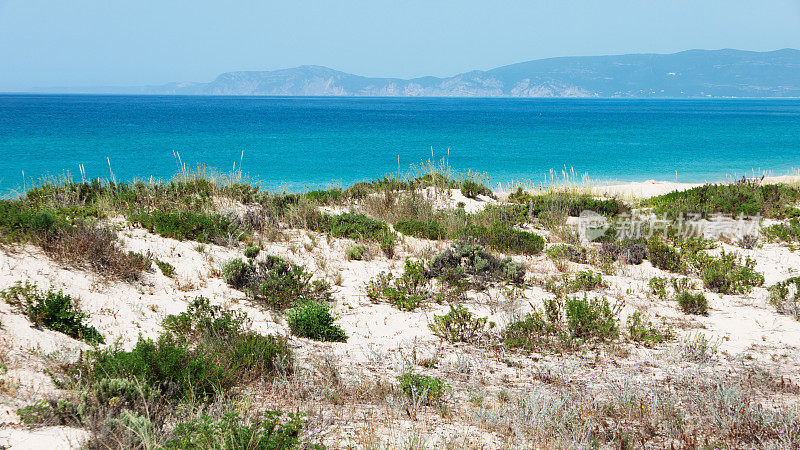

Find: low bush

[428,304,489,343]
[164,411,305,449]
[326,213,394,245]
[768,277,800,320]
[460,179,492,199]
[647,181,800,219]
[244,244,261,259]
[162,297,292,382]
[286,301,347,342]
[155,259,175,277]
[129,209,235,245]
[87,334,229,401]
[546,244,588,266]
[600,239,647,265]
[508,189,630,217]
[222,256,331,309]
[544,270,605,296]
[365,259,429,311]
[700,252,764,294]
[626,312,670,346]
[503,295,622,351]
[762,218,800,243]
[564,295,621,341]
[396,372,447,405]
[646,236,685,273]
[428,241,525,288]
[304,188,343,205]
[676,290,708,315]
[394,218,446,240]
[0,282,103,344]
[345,244,369,261]
[461,222,544,255]
[648,277,668,300]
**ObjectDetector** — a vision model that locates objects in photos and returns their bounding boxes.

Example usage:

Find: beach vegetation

[286,300,347,342]
[502,295,622,351]
[675,290,708,315]
[646,180,800,218]
[767,277,800,320]
[428,304,489,344]
[396,372,447,405]
[345,243,369,261]
[699,251,763,294]
[0,282,104,344]
[222,256,330,310]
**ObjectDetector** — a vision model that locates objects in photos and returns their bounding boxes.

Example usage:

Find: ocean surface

[1,95,800,195]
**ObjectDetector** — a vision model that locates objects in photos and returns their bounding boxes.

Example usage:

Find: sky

[1,0,799,91]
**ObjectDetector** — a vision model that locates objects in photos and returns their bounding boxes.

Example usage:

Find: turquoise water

[1,95,799,195]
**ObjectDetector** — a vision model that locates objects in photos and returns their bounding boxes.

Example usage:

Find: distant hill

[34,49,800,98]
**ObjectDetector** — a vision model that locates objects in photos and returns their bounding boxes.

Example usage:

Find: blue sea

[1,95,800,195]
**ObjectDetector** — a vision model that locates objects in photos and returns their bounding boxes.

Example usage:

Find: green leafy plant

[164,411,305,449]
[286,301,347,342]
[345,244,369,261]
[626,312,670,346]
[700,252,764,294]
[222,256,330,309]
[0,282,103,344]
[428,304,489,343]
[244,244,261,259]
[155,259,175,277]
[129,209,235,245]
[460,179,492,199]
[394,218,446,240]
[396,372,447,405]
[676,290,708,315]
[768,277,800,320]
[648,277,668,300]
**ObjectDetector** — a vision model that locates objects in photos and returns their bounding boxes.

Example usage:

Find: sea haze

[1,95,799,194]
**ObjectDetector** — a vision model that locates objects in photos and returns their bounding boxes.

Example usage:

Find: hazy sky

[1,0,799,91]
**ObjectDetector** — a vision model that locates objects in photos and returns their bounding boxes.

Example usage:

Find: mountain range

[35,49,800,98]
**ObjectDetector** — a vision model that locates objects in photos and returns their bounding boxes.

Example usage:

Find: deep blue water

[1,95,800,195]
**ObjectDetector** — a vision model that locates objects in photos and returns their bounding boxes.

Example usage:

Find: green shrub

[345,244,369,261]
[627,312,669,346]
[503,296,621,351]
[461,222,544,255]
[222,256,330,309]
[544,270,605,296]
[461,179,492,199]
[767,277,800,320]
[286,301,347,342]
[304,188,343,205]
[85,334,230,401]
[648,277,668,300]
[647,181,800,219]
[326,212,393,243]
[155,259,175,277]
[396,372,447,405]
[222,258,253,289]
[646,236,685,273]
[164,411,305,450]
[700,252,764,294]
[244,245,261,259]
[428,304,489,343]
[508,190,629,217]
[564,295,621,342]
[394,218,446,240]
[502,310,558,351]
[676,290,708,315]
[365,259,429,311]
[428,241,525,288]
[0,282,103,344]
[129,210,235,244]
